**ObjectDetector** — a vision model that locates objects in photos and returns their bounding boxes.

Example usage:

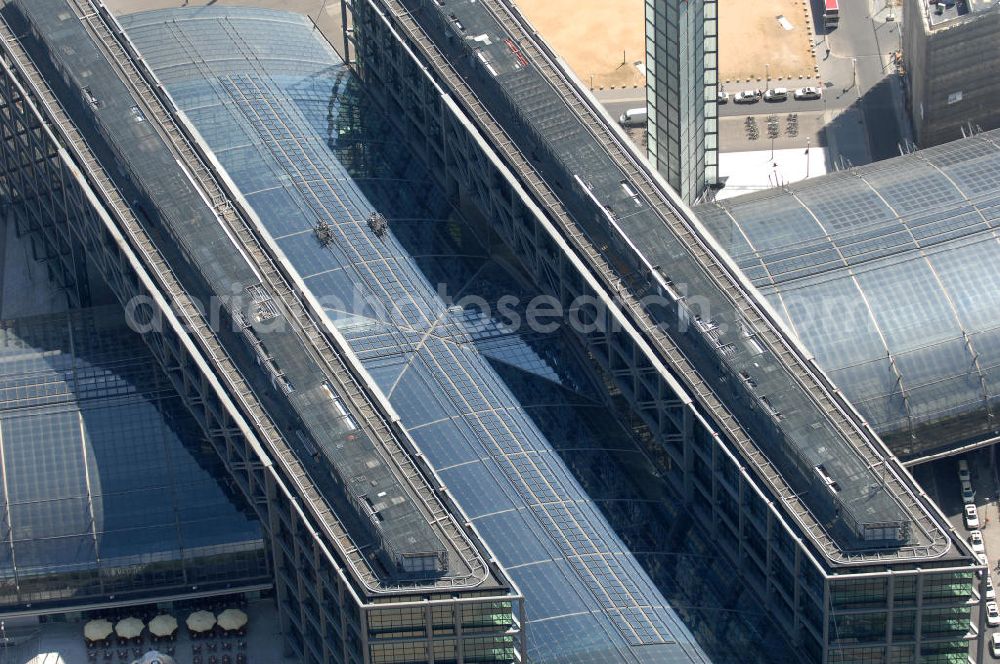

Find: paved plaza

[12,601,292,664]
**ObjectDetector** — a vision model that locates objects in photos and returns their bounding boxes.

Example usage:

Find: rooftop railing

[365,0,954,564]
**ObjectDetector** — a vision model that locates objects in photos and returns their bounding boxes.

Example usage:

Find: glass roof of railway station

[120,8,716,663]
[10,0,484,590]
[0,306,268,612]
[695,130,1000,459]
[401,0,955,562]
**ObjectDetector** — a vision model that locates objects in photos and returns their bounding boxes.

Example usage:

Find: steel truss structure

[342,0,986,660]
[0,1,523,663]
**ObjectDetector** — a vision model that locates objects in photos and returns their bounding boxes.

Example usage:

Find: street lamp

[765,63,770,91]
[805,137,811,179]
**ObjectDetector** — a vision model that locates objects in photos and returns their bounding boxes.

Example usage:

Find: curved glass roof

[121,8,712,663]
[403,0,953,562]
[0,306,268,610]
[695,130,1000,457]
[12,0,501,592]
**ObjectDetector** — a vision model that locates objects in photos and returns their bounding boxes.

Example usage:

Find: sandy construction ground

[516,0,646,90]
[719,0,817,84]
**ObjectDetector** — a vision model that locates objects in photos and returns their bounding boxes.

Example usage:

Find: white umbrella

[115,616,144,639]
[84,618,114,642]
[216,608,248,632]
[131,652,176,664]
[185,610,216,634]
[148,614,178,638]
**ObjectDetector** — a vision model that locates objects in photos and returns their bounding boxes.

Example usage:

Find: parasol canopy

[216,608,248,632]
[185,610,216,634]
[115,616,145,640]
[84,618,114,642]
[131,652,176,664]
[148,614,178,638]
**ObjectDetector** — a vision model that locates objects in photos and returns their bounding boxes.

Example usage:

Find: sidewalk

[593,87,646,101]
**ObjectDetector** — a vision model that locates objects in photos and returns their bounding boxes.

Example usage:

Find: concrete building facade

[0,2,523,663]
[903,0,1000,147]
[341,0,985,661]
[645,0,719,203]
[0,0,992,660]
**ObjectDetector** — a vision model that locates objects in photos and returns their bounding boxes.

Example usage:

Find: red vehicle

[824,0,840,29]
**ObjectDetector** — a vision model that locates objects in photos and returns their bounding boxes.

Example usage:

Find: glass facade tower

[645,0,718,204]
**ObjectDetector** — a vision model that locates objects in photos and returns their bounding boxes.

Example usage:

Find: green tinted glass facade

[827,571,974,662]
[367,598,517,663]
[645,0,718,203]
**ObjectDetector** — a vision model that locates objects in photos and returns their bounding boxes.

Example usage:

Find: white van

[619,107,647,127]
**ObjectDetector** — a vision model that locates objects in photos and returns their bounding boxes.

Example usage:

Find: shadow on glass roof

[119,7,717,663]
[394,0,958,564]
[7,0,492,592]
[0,306,268,612]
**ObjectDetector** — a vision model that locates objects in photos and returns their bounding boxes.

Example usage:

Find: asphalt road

[589,0,912,171]
[820,0,906,155]
[914,449,1000,661]
[599,94,646,124]
[719,95,827,117]
[719,0,908,160]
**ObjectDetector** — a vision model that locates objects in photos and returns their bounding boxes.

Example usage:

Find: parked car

[717,90,729,104]
[992,632,1000,658]
[763,87,788,102]
[793,86,822,100]
[962,480,976,505]
[965,503,980,529]
[978,552,989,573]
[970,530,986,554]
[987,601,1000,628]
[986,575,996,601]
[958,458,970,483]
[734,90,761,104]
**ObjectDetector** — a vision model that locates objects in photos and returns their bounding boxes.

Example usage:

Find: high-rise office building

[345,0,983,661]
[645,0,719,203]
[903,0,1000,147]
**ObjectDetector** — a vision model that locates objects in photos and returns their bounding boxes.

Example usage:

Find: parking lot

[914,448,1000,659]
[718,109,826,154]
[715,86,830,155]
